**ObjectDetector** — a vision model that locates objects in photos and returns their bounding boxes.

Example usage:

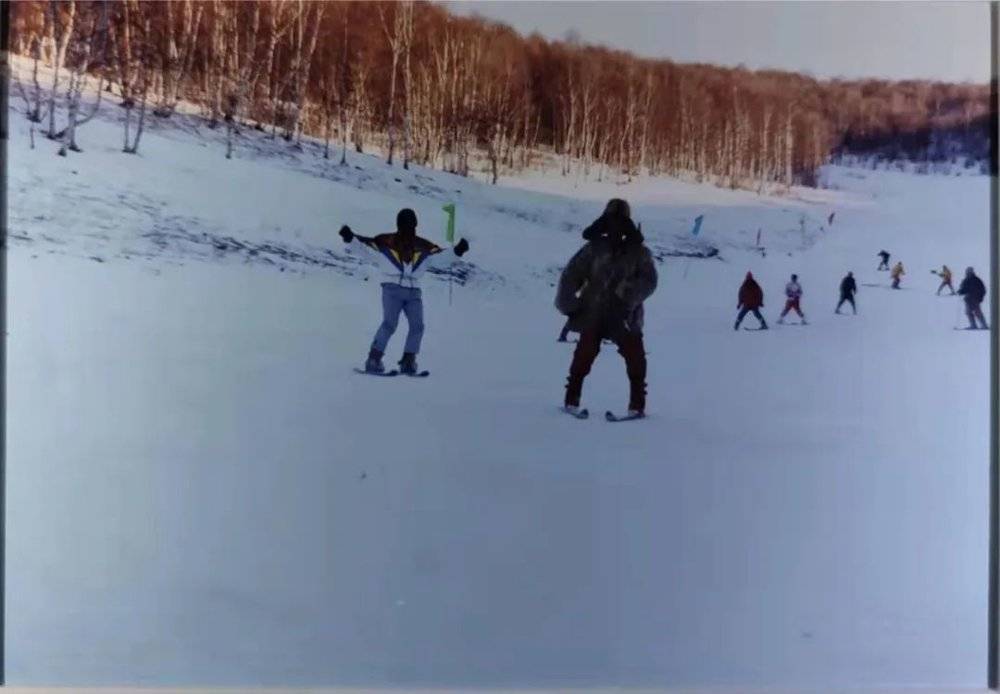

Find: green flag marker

[442,203,456,244]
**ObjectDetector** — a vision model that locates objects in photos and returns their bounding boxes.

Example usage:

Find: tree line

[8,0,992,187]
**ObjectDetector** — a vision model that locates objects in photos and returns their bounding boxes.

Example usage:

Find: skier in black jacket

[558,215,633,343]
[957,266,989,330]
[877,250,891,271]
[555,199,657,418]
[836,271,858,315]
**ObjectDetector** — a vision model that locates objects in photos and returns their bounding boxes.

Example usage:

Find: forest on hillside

[8,0,993,189]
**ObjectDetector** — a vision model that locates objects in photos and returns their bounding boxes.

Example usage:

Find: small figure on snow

[734,271,768,330]
[836,271,857,315]
[339,208,470,374]
[555,199,658,418]
[777,274,807,325]
[890,261,905,289]
[957,266,989,330]
[933,265,955,295]
[877,250,891,271]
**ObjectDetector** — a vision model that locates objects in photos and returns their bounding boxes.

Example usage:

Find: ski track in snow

[4,66,994,689]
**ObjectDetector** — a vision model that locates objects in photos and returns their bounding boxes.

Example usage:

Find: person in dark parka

[957,266,989,330]
[555,199,658,416]
[735,272,768,330]
[836,271,858,314]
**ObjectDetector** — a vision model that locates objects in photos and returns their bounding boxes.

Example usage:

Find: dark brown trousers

[565,326,647,412]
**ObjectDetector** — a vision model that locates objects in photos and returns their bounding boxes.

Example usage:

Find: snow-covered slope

[5,89,992,688]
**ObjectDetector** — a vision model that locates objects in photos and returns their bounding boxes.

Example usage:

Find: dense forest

[8,0,994,188]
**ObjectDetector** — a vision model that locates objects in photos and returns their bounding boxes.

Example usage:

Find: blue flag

[691,215,704,237]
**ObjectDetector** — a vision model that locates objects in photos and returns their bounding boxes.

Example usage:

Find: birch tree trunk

[46,0,76,138]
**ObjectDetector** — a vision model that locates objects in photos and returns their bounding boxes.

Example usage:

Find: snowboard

[605,410,645,422]
[354,367,429,377]
[354,367,400,377]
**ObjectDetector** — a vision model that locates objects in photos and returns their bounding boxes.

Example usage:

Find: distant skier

[777,274,807,325]
[877,250,891,271]
[556,199,658,419]
[957,266,989,330]
[734,271,768,330]
[933,265,955,295]
[828,211,836,226]
[339,208,470,374]
[836,271,857,314]
[891,261,905,289]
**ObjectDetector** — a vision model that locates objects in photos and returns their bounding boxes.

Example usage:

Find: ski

[742,326,769,331]
[561,406,589,420]
[954,327,990,331]
[605,410,645,422]
[401,370,431,377]
[354,368,400,377]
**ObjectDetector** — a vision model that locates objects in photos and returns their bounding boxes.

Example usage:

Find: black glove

[339,225,354,243]
[454,237,470,256]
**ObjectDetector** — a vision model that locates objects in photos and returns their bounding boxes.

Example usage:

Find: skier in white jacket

[339,208,470,374]
[777,274,807,325]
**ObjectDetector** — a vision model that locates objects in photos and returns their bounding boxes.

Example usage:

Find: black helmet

[604,198,631,219]
[396,208,418,232]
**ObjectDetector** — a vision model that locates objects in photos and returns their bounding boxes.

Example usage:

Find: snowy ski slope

[4,81,992,687]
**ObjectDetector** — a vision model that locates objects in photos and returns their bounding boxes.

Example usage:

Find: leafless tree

[45,0,77,139]
[122,9,150,154]
[58,0,111,155]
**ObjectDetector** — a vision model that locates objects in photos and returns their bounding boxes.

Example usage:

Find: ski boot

[365,348,385,374]
[562,404,589,419]
[398,352,419,376]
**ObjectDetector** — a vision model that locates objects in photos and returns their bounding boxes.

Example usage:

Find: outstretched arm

[338,225,384,259]
[421,237,471,271]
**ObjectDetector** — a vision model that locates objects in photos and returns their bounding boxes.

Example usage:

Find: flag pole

[443,203,456,306]
[686,214,704,280]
